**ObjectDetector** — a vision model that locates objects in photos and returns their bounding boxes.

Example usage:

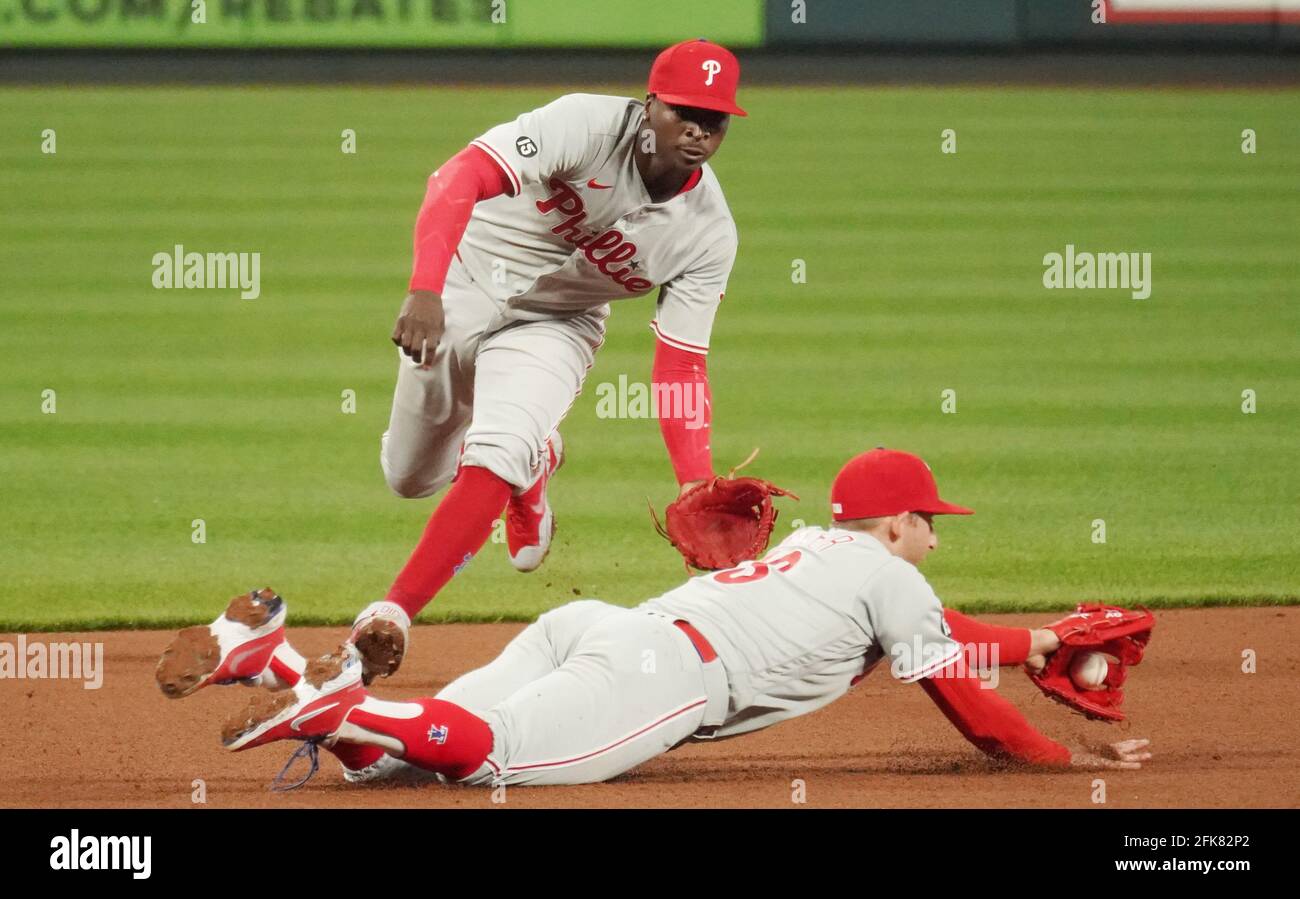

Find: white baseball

[1069,652,1109,691]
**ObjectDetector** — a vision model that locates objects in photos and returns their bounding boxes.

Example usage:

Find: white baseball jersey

[639,526,964,739]
[366,530,960,787]
[461,93,739,354]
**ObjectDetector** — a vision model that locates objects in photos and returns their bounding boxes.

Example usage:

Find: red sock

[386,465,512,618]
[942,608,1032,665]
[346,698,494,781]
[327,742,386,772]
[264,644,304,688]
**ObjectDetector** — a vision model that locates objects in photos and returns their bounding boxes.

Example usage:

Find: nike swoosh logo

[291,702,339,732]
[226,646,262,674]
[586,179,613,190]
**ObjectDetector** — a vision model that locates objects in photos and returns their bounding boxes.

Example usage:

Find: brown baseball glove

[1028,603,1155,722]
[651,451,797,571]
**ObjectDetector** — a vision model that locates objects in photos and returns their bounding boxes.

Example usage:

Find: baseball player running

[158,449,1153,787]
[327,38,751,695]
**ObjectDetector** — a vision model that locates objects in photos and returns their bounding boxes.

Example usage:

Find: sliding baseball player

[158,448,1153,787]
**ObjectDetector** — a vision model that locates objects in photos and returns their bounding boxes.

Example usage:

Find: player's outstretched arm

[395,145,511,365]
[920,674,1153,770]
[920,673,1071,768]
[942,607,1060,668]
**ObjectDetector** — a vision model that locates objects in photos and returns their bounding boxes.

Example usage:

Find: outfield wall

[767,1,1300,48]
[2,0,1298,48]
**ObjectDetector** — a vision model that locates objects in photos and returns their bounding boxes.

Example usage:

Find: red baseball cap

[648,38,747,117]
[831,448,974,521]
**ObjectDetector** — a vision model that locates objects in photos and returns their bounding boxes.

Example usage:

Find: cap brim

[921,500,974,516]
[654,92,747,117]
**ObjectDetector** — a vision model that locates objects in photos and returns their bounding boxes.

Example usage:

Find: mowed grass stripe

[0,85,1296,629]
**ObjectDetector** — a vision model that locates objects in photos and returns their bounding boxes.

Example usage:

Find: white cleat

[155,588,287,699]
[506,431,563,573]
[349,600,411,684]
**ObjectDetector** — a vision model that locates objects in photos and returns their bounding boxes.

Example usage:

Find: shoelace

[270,741,321,792]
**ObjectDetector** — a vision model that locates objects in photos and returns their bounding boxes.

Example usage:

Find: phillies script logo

[536,178,654,293]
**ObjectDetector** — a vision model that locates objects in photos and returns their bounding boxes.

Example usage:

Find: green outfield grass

[1,85,1297,631]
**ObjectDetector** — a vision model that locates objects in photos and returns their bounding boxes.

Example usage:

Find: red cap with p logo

[831,448,974,521]
[648,38,747,117]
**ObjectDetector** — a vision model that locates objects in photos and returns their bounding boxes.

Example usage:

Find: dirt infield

[2,608,1297,809]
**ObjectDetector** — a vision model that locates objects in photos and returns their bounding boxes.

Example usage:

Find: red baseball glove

[651,451,797,571]
[1028,603,1155,722]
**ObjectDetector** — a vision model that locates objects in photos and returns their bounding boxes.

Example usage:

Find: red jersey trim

[895,644,965,684]
[470,139,521,196]
[650,320,709,355]
[674,167,704,197]
[504,697,708,772]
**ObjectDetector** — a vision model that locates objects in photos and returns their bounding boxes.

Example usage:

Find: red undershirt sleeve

[652,337,714,485]
[942,608,1032,666]
[920,674,1071,767]
[409,144,512,294]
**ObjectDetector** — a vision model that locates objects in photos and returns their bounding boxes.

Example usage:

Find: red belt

[673,619,718,663]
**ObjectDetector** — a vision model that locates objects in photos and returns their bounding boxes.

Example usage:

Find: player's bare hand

[1023,627,1060,675]
[392,290,446,368]
[1069,738,1152,771]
